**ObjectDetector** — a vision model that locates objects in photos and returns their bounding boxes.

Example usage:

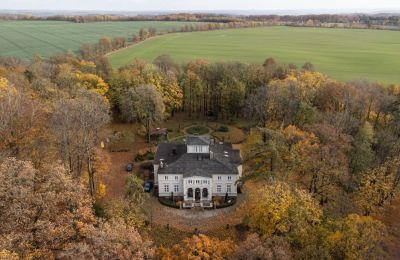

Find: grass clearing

[108,26,400,83]
[0,20,197,60]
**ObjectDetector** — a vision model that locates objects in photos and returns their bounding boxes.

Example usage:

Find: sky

[0,0,399,13]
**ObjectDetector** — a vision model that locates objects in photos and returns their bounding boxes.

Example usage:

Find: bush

[218,125,229,132]
[135,151,155,162]
[140,161,154,170]
[136,124,146,137]
[93,202,107,218]
[159,197,180,208]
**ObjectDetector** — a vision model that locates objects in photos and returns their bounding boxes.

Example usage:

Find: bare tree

[51,90,110,196]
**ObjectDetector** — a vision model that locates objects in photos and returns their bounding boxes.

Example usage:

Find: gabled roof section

[186,135,210,145]
[154,135,242,178]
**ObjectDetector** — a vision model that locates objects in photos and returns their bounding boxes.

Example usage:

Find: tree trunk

[88,156,95,197]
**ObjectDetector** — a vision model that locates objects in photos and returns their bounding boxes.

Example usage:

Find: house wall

[153,164,159,185]
[187,145,209,154]
[158,174,184,197]
[211,174,238,196]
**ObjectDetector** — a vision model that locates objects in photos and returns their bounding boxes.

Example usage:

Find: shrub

[135,151,155,162]
[218,125,229,132]
[140,161,154,170]
[158,197,180,208]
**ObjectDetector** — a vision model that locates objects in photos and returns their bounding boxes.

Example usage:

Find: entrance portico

[183,176,213,208]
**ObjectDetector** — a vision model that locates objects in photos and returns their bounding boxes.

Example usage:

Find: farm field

[0,20,195,59]
[108,26,400,83]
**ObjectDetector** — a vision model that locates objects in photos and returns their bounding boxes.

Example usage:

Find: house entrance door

[195,188,201,201]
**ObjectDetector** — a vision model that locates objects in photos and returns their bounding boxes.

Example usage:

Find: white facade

[156,174,238,198]
[187,145,209,154]
[158,174,184,197]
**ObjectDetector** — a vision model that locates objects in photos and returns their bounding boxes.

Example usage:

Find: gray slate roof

[154,136,241,178]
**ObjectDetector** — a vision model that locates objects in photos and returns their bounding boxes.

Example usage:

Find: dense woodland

[1,12,400,29]
[1,42,400,258]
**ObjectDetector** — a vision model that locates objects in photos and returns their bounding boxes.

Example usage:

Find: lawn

[108,26,400,84]
[0,20,196,60]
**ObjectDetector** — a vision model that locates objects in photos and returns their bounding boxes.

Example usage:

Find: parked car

[126,163,134,172]
[144,180,153,192]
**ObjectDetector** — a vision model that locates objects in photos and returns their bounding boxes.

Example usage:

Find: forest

[1,47,400,259]
[1,12,400,29]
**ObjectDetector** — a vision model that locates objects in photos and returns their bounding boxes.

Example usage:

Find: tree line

[2,12,400,29]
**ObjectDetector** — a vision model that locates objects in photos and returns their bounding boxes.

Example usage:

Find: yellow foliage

[157,234,235,260]
[245,181,322,239]
[0,250,19,260]
[96,182,107,200]
[75,71,109,97]
[329,214,388,259]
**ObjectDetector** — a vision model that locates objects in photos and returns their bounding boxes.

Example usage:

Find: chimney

[160,159,164,168]
[210,151,214,160]
[172,147,177,155]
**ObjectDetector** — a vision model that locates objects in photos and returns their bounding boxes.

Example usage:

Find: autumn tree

[51,90,110,195]
[119,85,164,142]
[0,158,153,259]
[0,158,95,258]
[245,182,323,253]
[355,156,400,215]
[0,77,46,165]
[232,233,292,260]
[349,122,375,177]
[60,220,154,259]
[106,175,148,229]
[328,214,388,259]
[157,234,234,260]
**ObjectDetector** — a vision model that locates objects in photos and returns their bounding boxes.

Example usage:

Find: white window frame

[217,176,221,180]
[174,184,179,193]
[165,176,168,180]
[164,184,169,193]
[175,176,178,180]
[217,185,222,193]
[228,176,232,180]
[227,184,231,193]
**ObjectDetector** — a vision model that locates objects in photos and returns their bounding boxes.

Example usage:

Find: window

[217,176,221,180]
[164,184,169,193]
[164,176,168,180]
[175,176,178,180]
[203,180,207,184]
[188,180,192,184]
[217,185,222,193]
[188,188,193,198]
[228,176,232,180]
[202,188,208,198]
[227,184,231,193]
[174,185,179,193]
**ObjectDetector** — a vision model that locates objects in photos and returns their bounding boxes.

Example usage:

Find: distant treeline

[1,12,400,29]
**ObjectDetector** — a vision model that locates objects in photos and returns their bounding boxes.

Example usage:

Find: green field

[108,26,400,84]
[0,20,194,60]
